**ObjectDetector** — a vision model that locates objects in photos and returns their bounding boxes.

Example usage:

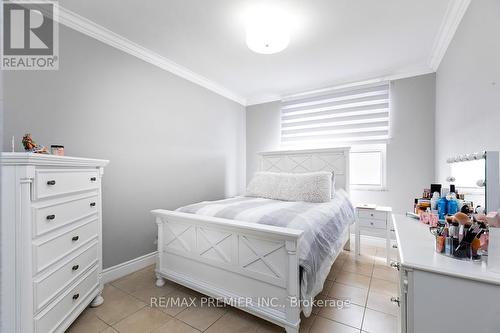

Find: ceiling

[59,0,459,105]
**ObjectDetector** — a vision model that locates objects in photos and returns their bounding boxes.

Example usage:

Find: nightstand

[354,205,393,264]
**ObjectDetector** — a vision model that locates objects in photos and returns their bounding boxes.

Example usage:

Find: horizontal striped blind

[280,82,390,148]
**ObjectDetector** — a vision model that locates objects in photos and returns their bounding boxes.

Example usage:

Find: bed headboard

[257,147,350,192]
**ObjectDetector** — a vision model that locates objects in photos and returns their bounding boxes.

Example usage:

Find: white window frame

[349,144,387,191]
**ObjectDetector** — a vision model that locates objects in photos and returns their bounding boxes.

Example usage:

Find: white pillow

[246,171,333,203]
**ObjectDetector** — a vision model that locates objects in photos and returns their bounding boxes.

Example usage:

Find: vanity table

[392,214,500,333]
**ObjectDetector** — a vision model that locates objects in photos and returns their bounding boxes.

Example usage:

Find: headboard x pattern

[257,147,350,192]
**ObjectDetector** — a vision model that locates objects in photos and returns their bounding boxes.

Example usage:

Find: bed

[152,147,354,333]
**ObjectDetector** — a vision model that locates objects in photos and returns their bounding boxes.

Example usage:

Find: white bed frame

[153,147,350,333]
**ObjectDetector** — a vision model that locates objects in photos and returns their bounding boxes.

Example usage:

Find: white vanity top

[393,214,500,286]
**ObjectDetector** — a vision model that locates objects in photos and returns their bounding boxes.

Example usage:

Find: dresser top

[1,152,109,167]
[393,214,500,285]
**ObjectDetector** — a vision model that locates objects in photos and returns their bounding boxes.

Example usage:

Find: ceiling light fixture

[245,5,291,54]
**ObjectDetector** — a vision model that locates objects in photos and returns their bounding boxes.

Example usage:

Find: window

[350,145,386,190]
[280,81,390,190]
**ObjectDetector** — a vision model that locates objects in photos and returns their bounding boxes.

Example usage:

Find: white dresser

[1,153,109,333]
[393,214,500,333]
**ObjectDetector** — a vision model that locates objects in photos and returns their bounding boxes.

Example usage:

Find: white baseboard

[102,251,157,284]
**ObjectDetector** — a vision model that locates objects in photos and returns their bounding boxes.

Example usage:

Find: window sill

[351,186,388,192]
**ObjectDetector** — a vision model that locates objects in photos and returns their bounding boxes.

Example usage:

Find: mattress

[176,189,355,316]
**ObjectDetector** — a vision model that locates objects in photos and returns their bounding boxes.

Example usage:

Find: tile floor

[67,243,399,333]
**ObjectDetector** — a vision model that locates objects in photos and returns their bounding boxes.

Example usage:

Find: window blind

[280,82,390,148]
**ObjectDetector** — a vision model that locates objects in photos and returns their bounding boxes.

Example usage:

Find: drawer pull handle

[72,293,80,300]
[90,202,96,207]
[72,265,79,271]
[390,261,400,271]
[46,214,56,220]
[90,177,97,182]
[392,244,398,249]
[47,180,56,185]
[72,236,79,242]
[370,222,374,225]
[390,229,395,232]
[390,296,400,307]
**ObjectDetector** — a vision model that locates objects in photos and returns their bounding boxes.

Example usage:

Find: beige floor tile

[176,299,227,331]
[345,253,375,265]
[326,266,342,281]
[362,308,397,333]
[66,307,109,333]
[318,302,364,329]
[131,284,176,305]
[153,318,201,333]
[309,316,360,333]
[101,327,118,333]
[369,278,398,296]
[372,266,398,283]
[255,323,285,333]
[366,291,398,316]
[205,308,260,333]
[342,261,374,277]
[113,307,172,333]
[112,268,157,295]
[327,282,368,306]
[93,285,146,325]
[335,271,371,290]
[153,289,195,316]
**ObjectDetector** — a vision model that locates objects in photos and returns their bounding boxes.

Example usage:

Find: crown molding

[428,0,471,71]
[248,65,435,105]
[32,2,246,105]
[246,94,282,106]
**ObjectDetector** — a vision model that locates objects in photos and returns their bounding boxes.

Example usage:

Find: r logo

[3,2,54,55]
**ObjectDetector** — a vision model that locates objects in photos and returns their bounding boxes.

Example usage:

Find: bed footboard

[152,209,303,333]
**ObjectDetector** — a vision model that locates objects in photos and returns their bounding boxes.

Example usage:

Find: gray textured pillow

[246,171,333,203]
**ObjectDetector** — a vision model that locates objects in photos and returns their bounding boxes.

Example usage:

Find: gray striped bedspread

[176,189,355,316]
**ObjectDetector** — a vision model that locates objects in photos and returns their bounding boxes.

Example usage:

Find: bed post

[285,239,300,333]
[155,216,166,287]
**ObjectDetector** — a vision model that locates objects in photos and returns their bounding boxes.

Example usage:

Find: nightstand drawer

[358,217,386,229]
[358,209,387,221]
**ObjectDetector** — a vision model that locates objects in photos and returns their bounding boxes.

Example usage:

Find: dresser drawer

[34,219,98,273]
[34,242,98,313]
[34,169,99,200]
[33,194,99,237]
[358,209,387,221]
[35,267,99,333]
[358,217,386,229]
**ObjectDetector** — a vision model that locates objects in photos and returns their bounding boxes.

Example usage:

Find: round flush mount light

[245,5,292,54]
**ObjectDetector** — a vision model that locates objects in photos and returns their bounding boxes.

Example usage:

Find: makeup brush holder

[453,241,472,259]
[436,236,475,261]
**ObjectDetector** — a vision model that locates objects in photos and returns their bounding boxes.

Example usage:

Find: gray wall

[246,101,281,182]
[246,74,436,214]
[3,26,246,268]
[436,0,500,183]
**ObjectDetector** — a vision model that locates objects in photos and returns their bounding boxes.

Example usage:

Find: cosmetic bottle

[447,185,459,215]
[438,195,448,220]
[431,192,439,211]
